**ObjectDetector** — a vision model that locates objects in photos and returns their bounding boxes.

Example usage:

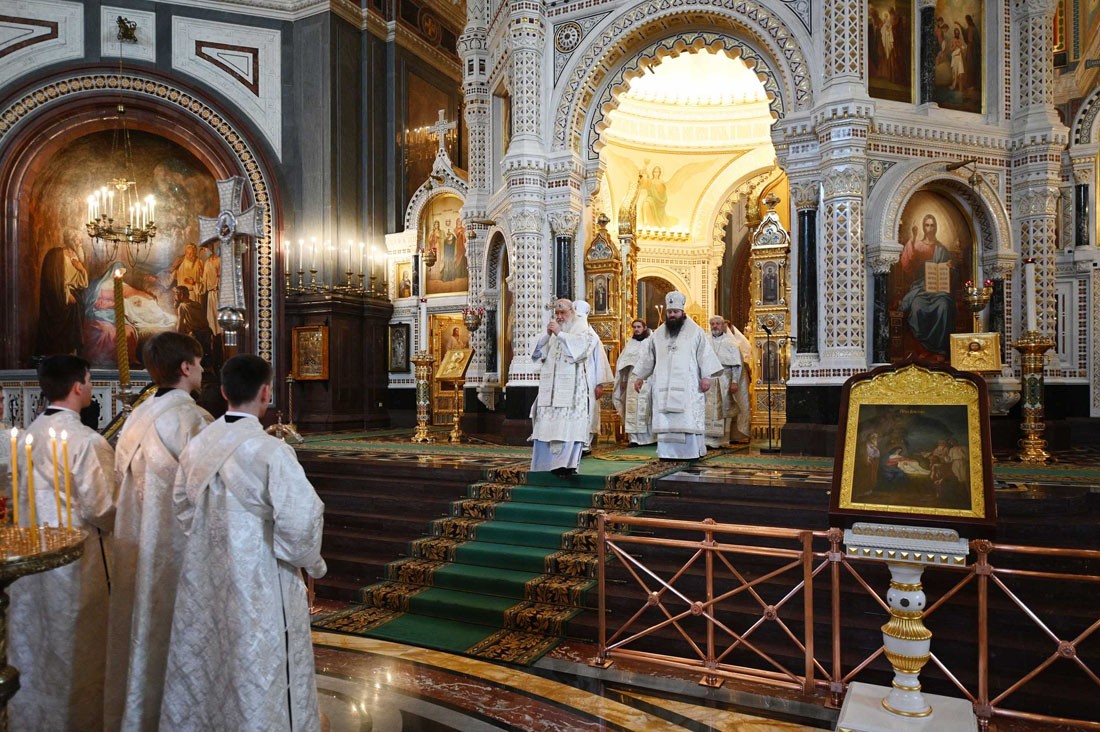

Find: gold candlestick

[449,378,466,444]
[411,351,435,443]
[1013,331,1055,463]
[963,281,994,333]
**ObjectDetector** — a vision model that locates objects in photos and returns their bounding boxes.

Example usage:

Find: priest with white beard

[573,299,614,452]
[105,332,212,732]
[10,355,116,732]
[529,298,597,477]
[632,292,724,460]
[704,317,743,448]
[726,321,753,443]
[613,319,655,446]
[160,355,326,732]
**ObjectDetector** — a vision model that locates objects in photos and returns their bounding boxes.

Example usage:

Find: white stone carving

[101,7,155,62]
[0,1,83,91]
[171,17,282,159]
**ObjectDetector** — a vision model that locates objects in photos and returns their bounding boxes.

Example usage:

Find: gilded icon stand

[411,351,435,443]
[1012,331,1055,463]
[443,378,466,443]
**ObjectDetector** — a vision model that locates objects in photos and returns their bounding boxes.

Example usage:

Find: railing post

[589,510,613,668]
[828,527,845,707]
[700,518,721,687]
[973,539,992,730]
[802,531,815,694]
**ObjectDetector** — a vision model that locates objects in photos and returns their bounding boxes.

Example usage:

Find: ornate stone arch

[638,265,690,296]
[1071,85,1100,146]
[483,228,509,295]
[866,160,1015,277]
[0,71,280,365]
[551,0,814,155]
[402,153,469,233]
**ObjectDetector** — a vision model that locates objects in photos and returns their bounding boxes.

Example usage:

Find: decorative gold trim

[883,649,931,673]
[881,698,933,718]
[888,580,923,592]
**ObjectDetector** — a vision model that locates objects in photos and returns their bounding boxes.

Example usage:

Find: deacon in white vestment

[613,319,655,446]
[529,299,597,476]
[105,332,212,732]
[574,300,614,451]
[704,317,744,448]
[9,356,116,732]
[632,292,723,460]
[727,322,752,442]
[160,355,326,732]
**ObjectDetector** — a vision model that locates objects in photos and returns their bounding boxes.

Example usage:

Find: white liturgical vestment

[105,388,212,732]
[612,336,654,445]
[729,325,753,439]
[632,318,724,459]
[704,328,744,447]
[529,318,596,471]
[9,408,116,732]
[159,415,326,732]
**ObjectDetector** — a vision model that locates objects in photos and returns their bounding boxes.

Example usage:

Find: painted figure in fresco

[398,270,412,298]
[426,220,442,258]
[441,220,458,281]
[865,432,881,488]
[898,214,957,357]
[201,245,221,335]
[958,15,980,91]
[174,286,208,337]
[949,28,967,91]
[763,263,779,304]
[868,8,884,78]
[639,164,672,229]
[594,278,608,313]
[37,233,89,356]
[171,243,204,304]
[454,218,468,280]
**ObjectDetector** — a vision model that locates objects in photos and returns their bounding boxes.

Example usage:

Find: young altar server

[104,332,212,732]
[9,355,116,732]
[159,354,327,732]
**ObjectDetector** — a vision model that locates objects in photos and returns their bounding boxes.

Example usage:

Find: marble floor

[313,631,834,732]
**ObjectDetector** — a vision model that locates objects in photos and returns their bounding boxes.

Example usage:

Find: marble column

[918,0,936,104]
[819,165,870,371]
[1076,182,1091,251]
[548,211,580,300]
[823,0,864,87]
[792,182,819,354]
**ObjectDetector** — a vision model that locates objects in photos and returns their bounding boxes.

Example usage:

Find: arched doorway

[638,276,674,329]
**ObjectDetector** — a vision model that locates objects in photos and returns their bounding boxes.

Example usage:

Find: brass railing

[591,513,1100,730]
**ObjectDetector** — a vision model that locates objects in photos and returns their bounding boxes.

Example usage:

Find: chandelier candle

[61,430,72,530]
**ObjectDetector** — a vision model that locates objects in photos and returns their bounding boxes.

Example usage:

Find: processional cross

[429,109,456,155]
[198,177,264,349]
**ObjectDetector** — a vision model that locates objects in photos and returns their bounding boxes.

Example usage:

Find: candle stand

[1013,331,1055,463]
[411,352,435,443]
[0,526,85,731]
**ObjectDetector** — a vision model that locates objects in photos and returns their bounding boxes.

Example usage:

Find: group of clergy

[529,291,753,475]
[8,339,326,732]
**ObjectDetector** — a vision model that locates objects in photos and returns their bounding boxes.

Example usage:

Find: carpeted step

[467,482,649,512]
[410,535,600,578]
[386,558,596,606]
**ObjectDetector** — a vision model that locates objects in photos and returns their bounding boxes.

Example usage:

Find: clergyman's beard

[665,317,685,336]
[632,331,649,342]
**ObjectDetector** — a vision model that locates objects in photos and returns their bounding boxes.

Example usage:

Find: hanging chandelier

[84,17,156,264]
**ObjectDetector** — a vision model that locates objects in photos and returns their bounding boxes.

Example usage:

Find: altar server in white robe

[632,292,724,460]
[574,300,614,452]
[105,332,212,732]
[726,322,753,443]
[529,298,596,476]
[160,355,326,732]
[704,317,744,448]
[613,319,655,446]
[9,355,116,732]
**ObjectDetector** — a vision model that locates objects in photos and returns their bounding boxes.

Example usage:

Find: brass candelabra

[411,351,435,443]
[1012,331,1055,463]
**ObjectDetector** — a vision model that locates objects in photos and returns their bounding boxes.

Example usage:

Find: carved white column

[507,0,544,149]
[823,0,864,88]
[506,207,549,383]
[819,166,869,371]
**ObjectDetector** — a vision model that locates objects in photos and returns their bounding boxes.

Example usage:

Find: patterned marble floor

[313,631,832,732]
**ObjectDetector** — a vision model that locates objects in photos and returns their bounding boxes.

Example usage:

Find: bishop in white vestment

[160,355,326,732]
[613,319,655,446]
[529,299,596,475]
[704,317,744,448]
[105,333,212,732]
[9,356,116,732]
[632,292,723,460]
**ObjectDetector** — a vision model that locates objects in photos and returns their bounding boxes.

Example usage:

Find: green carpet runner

[312,450,684,664]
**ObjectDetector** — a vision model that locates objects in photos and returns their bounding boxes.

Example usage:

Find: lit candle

[1024,259,1037,333]
[87,196,94,223]
[299,239,305,273]
[9,427,17,526]
[25,434,35,529]
[146,195,155,223]
[359,241,366,277]
[114,268,130,385]
[310,237,318,271]
[48,427,62,527]
[61,430,71,530]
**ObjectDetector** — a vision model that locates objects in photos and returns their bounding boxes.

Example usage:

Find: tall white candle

[1024,259,1037,333]
[418,255,428,352]
[299,239,305,272]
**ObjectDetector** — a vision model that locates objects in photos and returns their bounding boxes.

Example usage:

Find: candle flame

[60,430,68,440]
[49,427,56,438]
[9,427,15,438]
[25,434,33,446]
